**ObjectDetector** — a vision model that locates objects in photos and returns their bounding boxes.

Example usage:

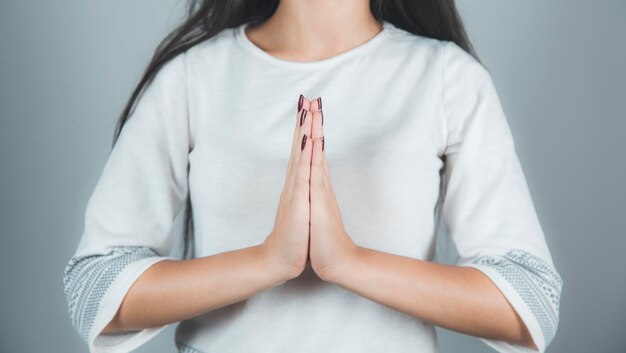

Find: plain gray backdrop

[1,1,624,352]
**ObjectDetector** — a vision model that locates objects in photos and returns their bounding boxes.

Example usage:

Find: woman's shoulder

[386,22,447,49]
[183,25,240,62]
[378,21,450,62]
[384,23,486,79]
[384,21,444,46]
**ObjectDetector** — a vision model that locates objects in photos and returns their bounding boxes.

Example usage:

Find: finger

[322,131,329,175]
[293,94,311,138]
[311,96,322,114]
[311,96,326,172]
[290,95,311,162]
[284,95,311,193]
[319,135,341,217]
[285,107,310,197]
[292,104,313,206]
[310,107,325,205]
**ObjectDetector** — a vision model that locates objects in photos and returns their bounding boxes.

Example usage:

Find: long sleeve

[62,52,191,353]
[439,41,563,353]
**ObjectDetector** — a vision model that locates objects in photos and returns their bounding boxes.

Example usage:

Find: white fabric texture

[62,19,563,353]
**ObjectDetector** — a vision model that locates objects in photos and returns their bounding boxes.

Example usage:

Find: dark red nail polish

[320,110,324,126]
[298,94,304,112]
[301,134,307,151]
[300,109,307,126]
[317,97,322,110]
[322,136,325,151]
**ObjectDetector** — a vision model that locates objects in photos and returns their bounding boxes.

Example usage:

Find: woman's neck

[244,0,383,63]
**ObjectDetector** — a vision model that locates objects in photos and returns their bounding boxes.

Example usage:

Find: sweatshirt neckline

[235,20,393,69]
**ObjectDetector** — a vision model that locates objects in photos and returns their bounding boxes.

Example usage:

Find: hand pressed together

[261,94,359,282]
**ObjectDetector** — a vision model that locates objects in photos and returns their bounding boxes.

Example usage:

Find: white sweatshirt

[62,20,563,353]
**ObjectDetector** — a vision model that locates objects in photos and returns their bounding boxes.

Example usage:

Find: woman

[62,1,563,352]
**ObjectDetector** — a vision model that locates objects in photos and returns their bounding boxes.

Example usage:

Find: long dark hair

[112,0,481,260]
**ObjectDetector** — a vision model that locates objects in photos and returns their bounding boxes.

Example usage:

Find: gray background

[1,0,624,352]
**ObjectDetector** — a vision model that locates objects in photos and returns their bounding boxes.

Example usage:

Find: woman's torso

[177,20,447,353]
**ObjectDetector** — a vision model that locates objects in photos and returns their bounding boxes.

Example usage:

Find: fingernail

[301,134,307,151]
[299,109,307,126]
[320,110,324,126]
[322,136,325,151]
[298,94,304,112]
[317,96,322,110]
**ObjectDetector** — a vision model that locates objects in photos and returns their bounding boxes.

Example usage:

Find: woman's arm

[102,243,294,333]
[324,246,538,350]
[103,97,316,334]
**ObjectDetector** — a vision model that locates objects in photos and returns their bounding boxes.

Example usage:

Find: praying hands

[260,94,359,282]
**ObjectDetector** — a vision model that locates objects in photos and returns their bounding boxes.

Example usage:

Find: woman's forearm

[102,243,294,334]
[326,246,537,350]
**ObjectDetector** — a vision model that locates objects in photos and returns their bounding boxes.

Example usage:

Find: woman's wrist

[318,244,363,285]
[256,242,302,284]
